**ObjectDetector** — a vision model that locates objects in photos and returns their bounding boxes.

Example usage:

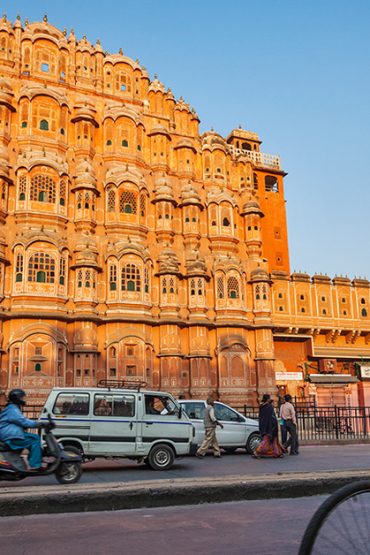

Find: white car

[179,400,261,454]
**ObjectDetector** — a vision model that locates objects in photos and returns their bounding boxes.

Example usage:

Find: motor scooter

[0,414,83,484]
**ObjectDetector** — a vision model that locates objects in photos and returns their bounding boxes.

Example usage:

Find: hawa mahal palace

[0,15,369,406]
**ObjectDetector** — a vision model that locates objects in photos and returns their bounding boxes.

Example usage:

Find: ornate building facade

[0,15,369,405]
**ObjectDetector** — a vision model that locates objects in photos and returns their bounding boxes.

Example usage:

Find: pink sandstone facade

[0,15,369,405]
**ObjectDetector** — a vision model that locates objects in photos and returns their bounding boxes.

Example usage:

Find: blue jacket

[0,403,39,441]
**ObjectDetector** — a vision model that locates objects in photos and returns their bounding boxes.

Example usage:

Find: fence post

[363,407,368,439]
[334,405,339,440]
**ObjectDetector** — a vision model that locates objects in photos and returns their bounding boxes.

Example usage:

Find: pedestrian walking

[280,394,299,455]
[196,397,224,458]
[253,394,285,458]
[278,397,288,446]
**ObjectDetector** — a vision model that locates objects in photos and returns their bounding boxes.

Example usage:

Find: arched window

[361,298,366,305]
[140,193,146,217]
[30,175,56,203]
[119,191,137,214]
[15,253,23,282]
[77,192,82,210]
[40,119,49,130]
[222,217,230,227]
[77,270,83,288]
[59,257,66,285]
[362,308,368,317]
[122,139,128,147]
[253,173,258,190]
[144,268,150,293]
[35,363,42,372]
[18,175,27,201]
[227,276,239,299]
[109,264,117,291]
[28,253,55,283]
[197,278,204,296]
[108,189,115,212]
[84,192,90,209]
[121,264,141,292]
[217,276,224,299]
[60,178,67,206]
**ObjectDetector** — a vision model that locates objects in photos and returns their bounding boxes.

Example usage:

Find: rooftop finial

[16,14,21,20]
[63,27,67,36]
[119,47,123,55]
[25,18,29,26]
[154,73,158,80]
[43,14,48,23]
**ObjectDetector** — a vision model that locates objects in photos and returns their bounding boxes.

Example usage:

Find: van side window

[94,394,135,417]
[53,393,90,415]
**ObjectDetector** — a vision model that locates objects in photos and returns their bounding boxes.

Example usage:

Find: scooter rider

[0,389,47,470]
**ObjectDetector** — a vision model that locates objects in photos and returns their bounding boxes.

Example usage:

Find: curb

[1,469,370,517]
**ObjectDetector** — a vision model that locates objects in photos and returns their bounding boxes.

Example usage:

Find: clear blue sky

[2,0,370,278]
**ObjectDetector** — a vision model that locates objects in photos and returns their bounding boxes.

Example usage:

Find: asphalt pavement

[0,496,327,555]
[1,443,368,487]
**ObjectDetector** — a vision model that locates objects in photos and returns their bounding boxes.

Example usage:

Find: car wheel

[147,443,175,471]
[246,433,261,454]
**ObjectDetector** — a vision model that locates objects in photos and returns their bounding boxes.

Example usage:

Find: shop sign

[275,371,303,381]
[360,365,370,379]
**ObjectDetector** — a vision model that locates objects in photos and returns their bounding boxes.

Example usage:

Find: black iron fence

[236,405,370,441]
[2,403,370,442]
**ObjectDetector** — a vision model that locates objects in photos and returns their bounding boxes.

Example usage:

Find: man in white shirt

[279,394,299,455]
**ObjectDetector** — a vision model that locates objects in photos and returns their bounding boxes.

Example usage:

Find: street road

[0,443,369,487]
[0,496,327,554]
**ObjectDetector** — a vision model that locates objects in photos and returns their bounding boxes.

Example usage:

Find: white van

[41,382,196,470]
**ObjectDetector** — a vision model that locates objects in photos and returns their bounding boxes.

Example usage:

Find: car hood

[244,417,259,427]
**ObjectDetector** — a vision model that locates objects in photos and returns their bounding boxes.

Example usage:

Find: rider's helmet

[8,388,26,406]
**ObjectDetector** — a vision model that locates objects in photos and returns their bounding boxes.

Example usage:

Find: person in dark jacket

[0,389,45,470]
[253,393,285,458]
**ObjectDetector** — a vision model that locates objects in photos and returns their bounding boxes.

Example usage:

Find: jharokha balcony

[228,145,281,170]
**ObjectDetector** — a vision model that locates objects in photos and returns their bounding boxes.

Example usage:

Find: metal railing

[236,404,370,442]
[228,145,281,170]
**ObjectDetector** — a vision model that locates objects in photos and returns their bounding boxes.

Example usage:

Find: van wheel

[147,444,175,471]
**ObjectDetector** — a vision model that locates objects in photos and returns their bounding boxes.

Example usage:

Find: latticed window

[227,277,240,299]
[77,192,82,210]
[217,277,224,299]
[140,193,146,217]
[107,189,115,212]
[109,264,117,291]
[197,278,204,296]
[255,284,260,300]
[60,178,67,206]
[162,277,167,294]
[119,191,137,214]
[144,267,149,293]
[84,192,90,209]
[30,175,56,203]
[77,270,83,288]
[121,264,141,292]
[28,252,55,283]
[19,176,27,201]
[169,277,175,294]
[1,182,6,201]
[59,257,66,285]
[190,279,196,296]
[15,253,23,282]
[262,284,268,300]
[85,270,91,288]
